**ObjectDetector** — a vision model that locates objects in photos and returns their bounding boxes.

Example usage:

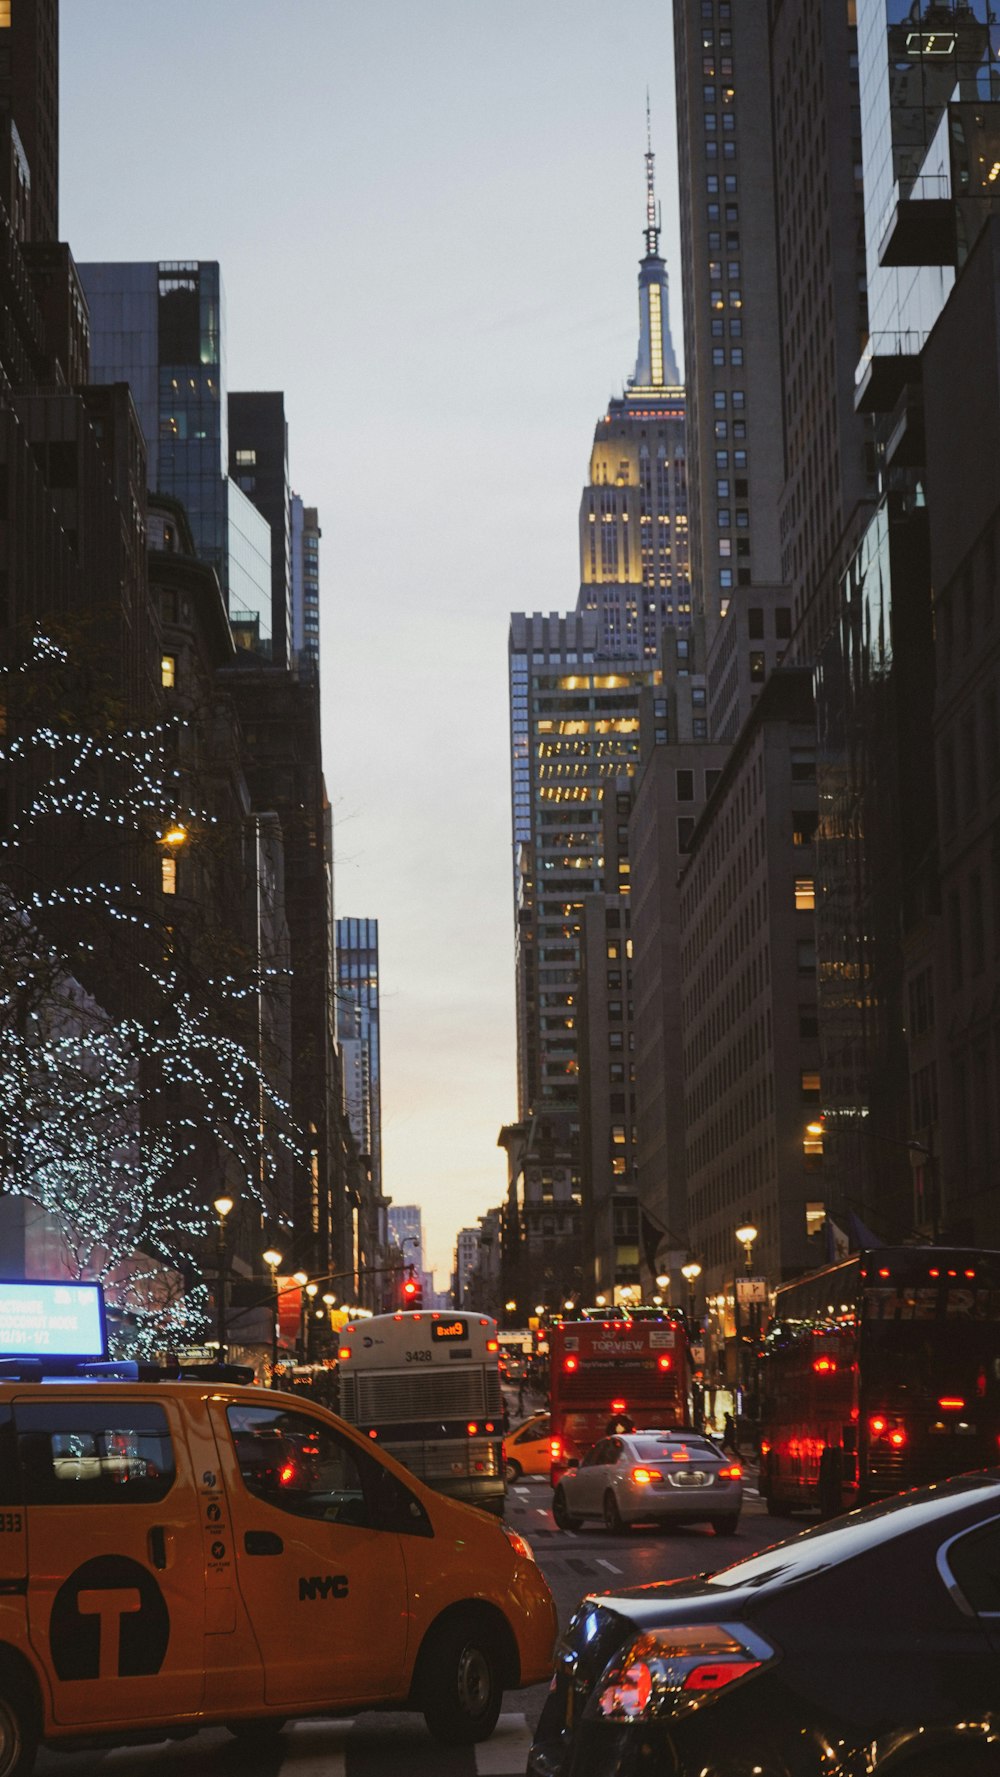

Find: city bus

[759,1246,1000,1517]
[336,1309,505,1515]
[548,1314,692,1485]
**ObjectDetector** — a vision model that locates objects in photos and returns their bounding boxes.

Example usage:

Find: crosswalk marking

[473,1713,533,1774]
[278,1718,353,1775]
[596,1557,622,1574]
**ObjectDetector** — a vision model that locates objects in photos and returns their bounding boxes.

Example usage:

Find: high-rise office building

[335,917,382,1198]
[229,391,292,667]
[78,260,273,652]
[290,493,321,675]
[576,124,689,655]
[388,1205,423,1275]
[509,611,660,1120]
[0,0,58,247]
[673,0,784,637]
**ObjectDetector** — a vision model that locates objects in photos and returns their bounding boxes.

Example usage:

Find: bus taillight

[563,1356,578,1372]
[467,1423,478,1435]
[938,1397,966,1410]
[889,1428,907,1448]
[611,1399,627,1412]
[550,1438,562,1459]
[338,1346,351,1360]
[658,1355,672,1371]
[812,1358,837,1373]
[869,1415,888,1437]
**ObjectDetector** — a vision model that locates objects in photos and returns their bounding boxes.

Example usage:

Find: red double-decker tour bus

[759,1246,1000,1518]
[548,1314,692,1485]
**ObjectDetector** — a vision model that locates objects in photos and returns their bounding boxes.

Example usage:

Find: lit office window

[161,654,176,689]
[161,857,177,896]
[795,878,816,912]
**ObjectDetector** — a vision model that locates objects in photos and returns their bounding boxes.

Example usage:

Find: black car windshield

[707,1474,1000,1591]
[631,1437,719,1461]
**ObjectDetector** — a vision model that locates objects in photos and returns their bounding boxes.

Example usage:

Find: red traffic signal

[402,1275,423,1309]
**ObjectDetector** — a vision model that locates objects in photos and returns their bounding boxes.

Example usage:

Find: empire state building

[577,121,689,656]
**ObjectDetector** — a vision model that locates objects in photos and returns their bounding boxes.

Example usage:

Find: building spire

[645,88,660,259]
[632,96,679,388]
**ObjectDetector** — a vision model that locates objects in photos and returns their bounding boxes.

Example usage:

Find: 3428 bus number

[405,1349,431,1363]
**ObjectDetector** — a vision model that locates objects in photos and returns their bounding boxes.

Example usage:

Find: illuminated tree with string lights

[0,630,298,1356]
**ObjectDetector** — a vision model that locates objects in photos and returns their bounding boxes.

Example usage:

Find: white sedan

[551,1428,743,1535]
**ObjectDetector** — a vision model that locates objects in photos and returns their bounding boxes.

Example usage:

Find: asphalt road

[34,1473,802,1776]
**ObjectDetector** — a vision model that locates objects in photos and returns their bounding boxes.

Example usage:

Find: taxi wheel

[505,1457,522,1481]
[552,1486,581,1531]
[420,1617,504,1744]
[0,1684,38,1777]
[603,1491,627,1535]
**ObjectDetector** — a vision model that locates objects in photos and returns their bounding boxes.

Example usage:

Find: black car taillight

[587,1622,776,1722]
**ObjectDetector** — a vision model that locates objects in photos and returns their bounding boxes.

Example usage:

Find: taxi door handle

[148,1526,167,1570]
[244,1530,283,1556]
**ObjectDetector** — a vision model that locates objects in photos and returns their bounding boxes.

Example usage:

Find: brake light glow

[812,1358,837,1373]
[338,1346,351,1360]
[550,1438,562,1459]
[938,1398,966,1410]
[368,1429,378,1438]
[889,1429,907,1448]
[929,1268,940,1278]
[658,1354,673,1370]
[631,1467,663,1484]
[467,1423,478,1435]
[966,1270,976,1279]
[487,1339,498,1351]
[683,1661,761,1691]
[869,1415,888,1436]
[878,1268,890,1278]
[563,1356,578,1372]
[485,1422,495,1433]
[279,1462,297,1486]
[611,1399,627,1412]
[718,1465,742,1479]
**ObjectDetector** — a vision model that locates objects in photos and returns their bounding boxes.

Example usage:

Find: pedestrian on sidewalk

[722,1410,739,1456]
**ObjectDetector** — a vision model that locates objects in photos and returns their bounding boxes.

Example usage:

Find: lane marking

[535,1507,550,1516]
[277,1718,353,1775]
[596,1558,622,1574]
[474,1711,533,1774]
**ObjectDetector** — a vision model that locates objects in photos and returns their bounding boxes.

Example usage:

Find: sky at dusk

[60,0,679,1282]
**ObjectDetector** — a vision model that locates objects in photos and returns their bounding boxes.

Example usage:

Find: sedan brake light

[591,1624,774,1722]
[631,1467,663,1484]
[717,1464,742,1479]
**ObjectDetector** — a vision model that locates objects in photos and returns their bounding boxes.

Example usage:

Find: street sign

[735,1277,768,1305]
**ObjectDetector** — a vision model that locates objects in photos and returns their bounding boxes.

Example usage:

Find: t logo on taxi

[298,1573,349,1600]
[50,1557,169,1680]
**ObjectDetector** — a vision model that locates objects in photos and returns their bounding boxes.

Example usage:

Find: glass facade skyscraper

[79,259,272,651]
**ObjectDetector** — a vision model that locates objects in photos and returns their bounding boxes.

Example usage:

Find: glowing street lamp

[681,1259,702,1327]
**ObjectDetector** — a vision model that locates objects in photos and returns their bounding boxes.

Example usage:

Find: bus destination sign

[431,1319,470,1343]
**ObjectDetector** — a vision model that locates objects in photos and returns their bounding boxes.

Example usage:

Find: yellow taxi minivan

[504,1413,551,1480]
[0,1365,557,1773]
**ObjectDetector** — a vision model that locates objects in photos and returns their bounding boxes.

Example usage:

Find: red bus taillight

[657,1354,673,1371]
[869,1415,888,1437]
[550,1438,562,1459]
[812,1358,837,1373]
[611,1399,627,1412]
[938,1397,966,1410]
[888,1428,907,1448]
[563,1356,578,1372]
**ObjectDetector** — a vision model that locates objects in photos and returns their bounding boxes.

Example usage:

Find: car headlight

[588,1622,776,1721]
[503,1527,537,1563]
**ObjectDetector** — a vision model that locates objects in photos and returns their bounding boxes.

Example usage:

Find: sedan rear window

[631,1437,720,1462]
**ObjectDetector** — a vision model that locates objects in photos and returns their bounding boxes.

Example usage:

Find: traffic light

[402,1272,423,1309]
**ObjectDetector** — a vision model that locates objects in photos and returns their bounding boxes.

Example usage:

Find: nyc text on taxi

[0,1351,556,1772]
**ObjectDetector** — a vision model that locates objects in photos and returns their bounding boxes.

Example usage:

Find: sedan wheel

[603,1491,626,1535]
[552,1485,581,1531]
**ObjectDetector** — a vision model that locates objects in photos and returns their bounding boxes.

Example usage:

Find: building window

[791,750,816,781]
[676,769,694,802]
[800,1071,821,1099]
[160,654,176,689]
[235,449,256,466]
[749,651,766,681]
[161,857,177,896]
[797,940,816,975]
[795,877,815,912]
[678,817,696,852]
[748,607,764,639]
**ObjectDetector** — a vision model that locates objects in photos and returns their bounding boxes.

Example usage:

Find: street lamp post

[305,1281,319,1361]
[262,1247,282,1386]
[292,1270,309,1362]
[213,1196,234,1362]
[734,1220,758,1424]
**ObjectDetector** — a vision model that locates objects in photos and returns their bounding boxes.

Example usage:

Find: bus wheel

[419,1617,503,1744]
[603,1491,627,1535]
[504,1457,522,1482]
[552,1486,581,1531]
